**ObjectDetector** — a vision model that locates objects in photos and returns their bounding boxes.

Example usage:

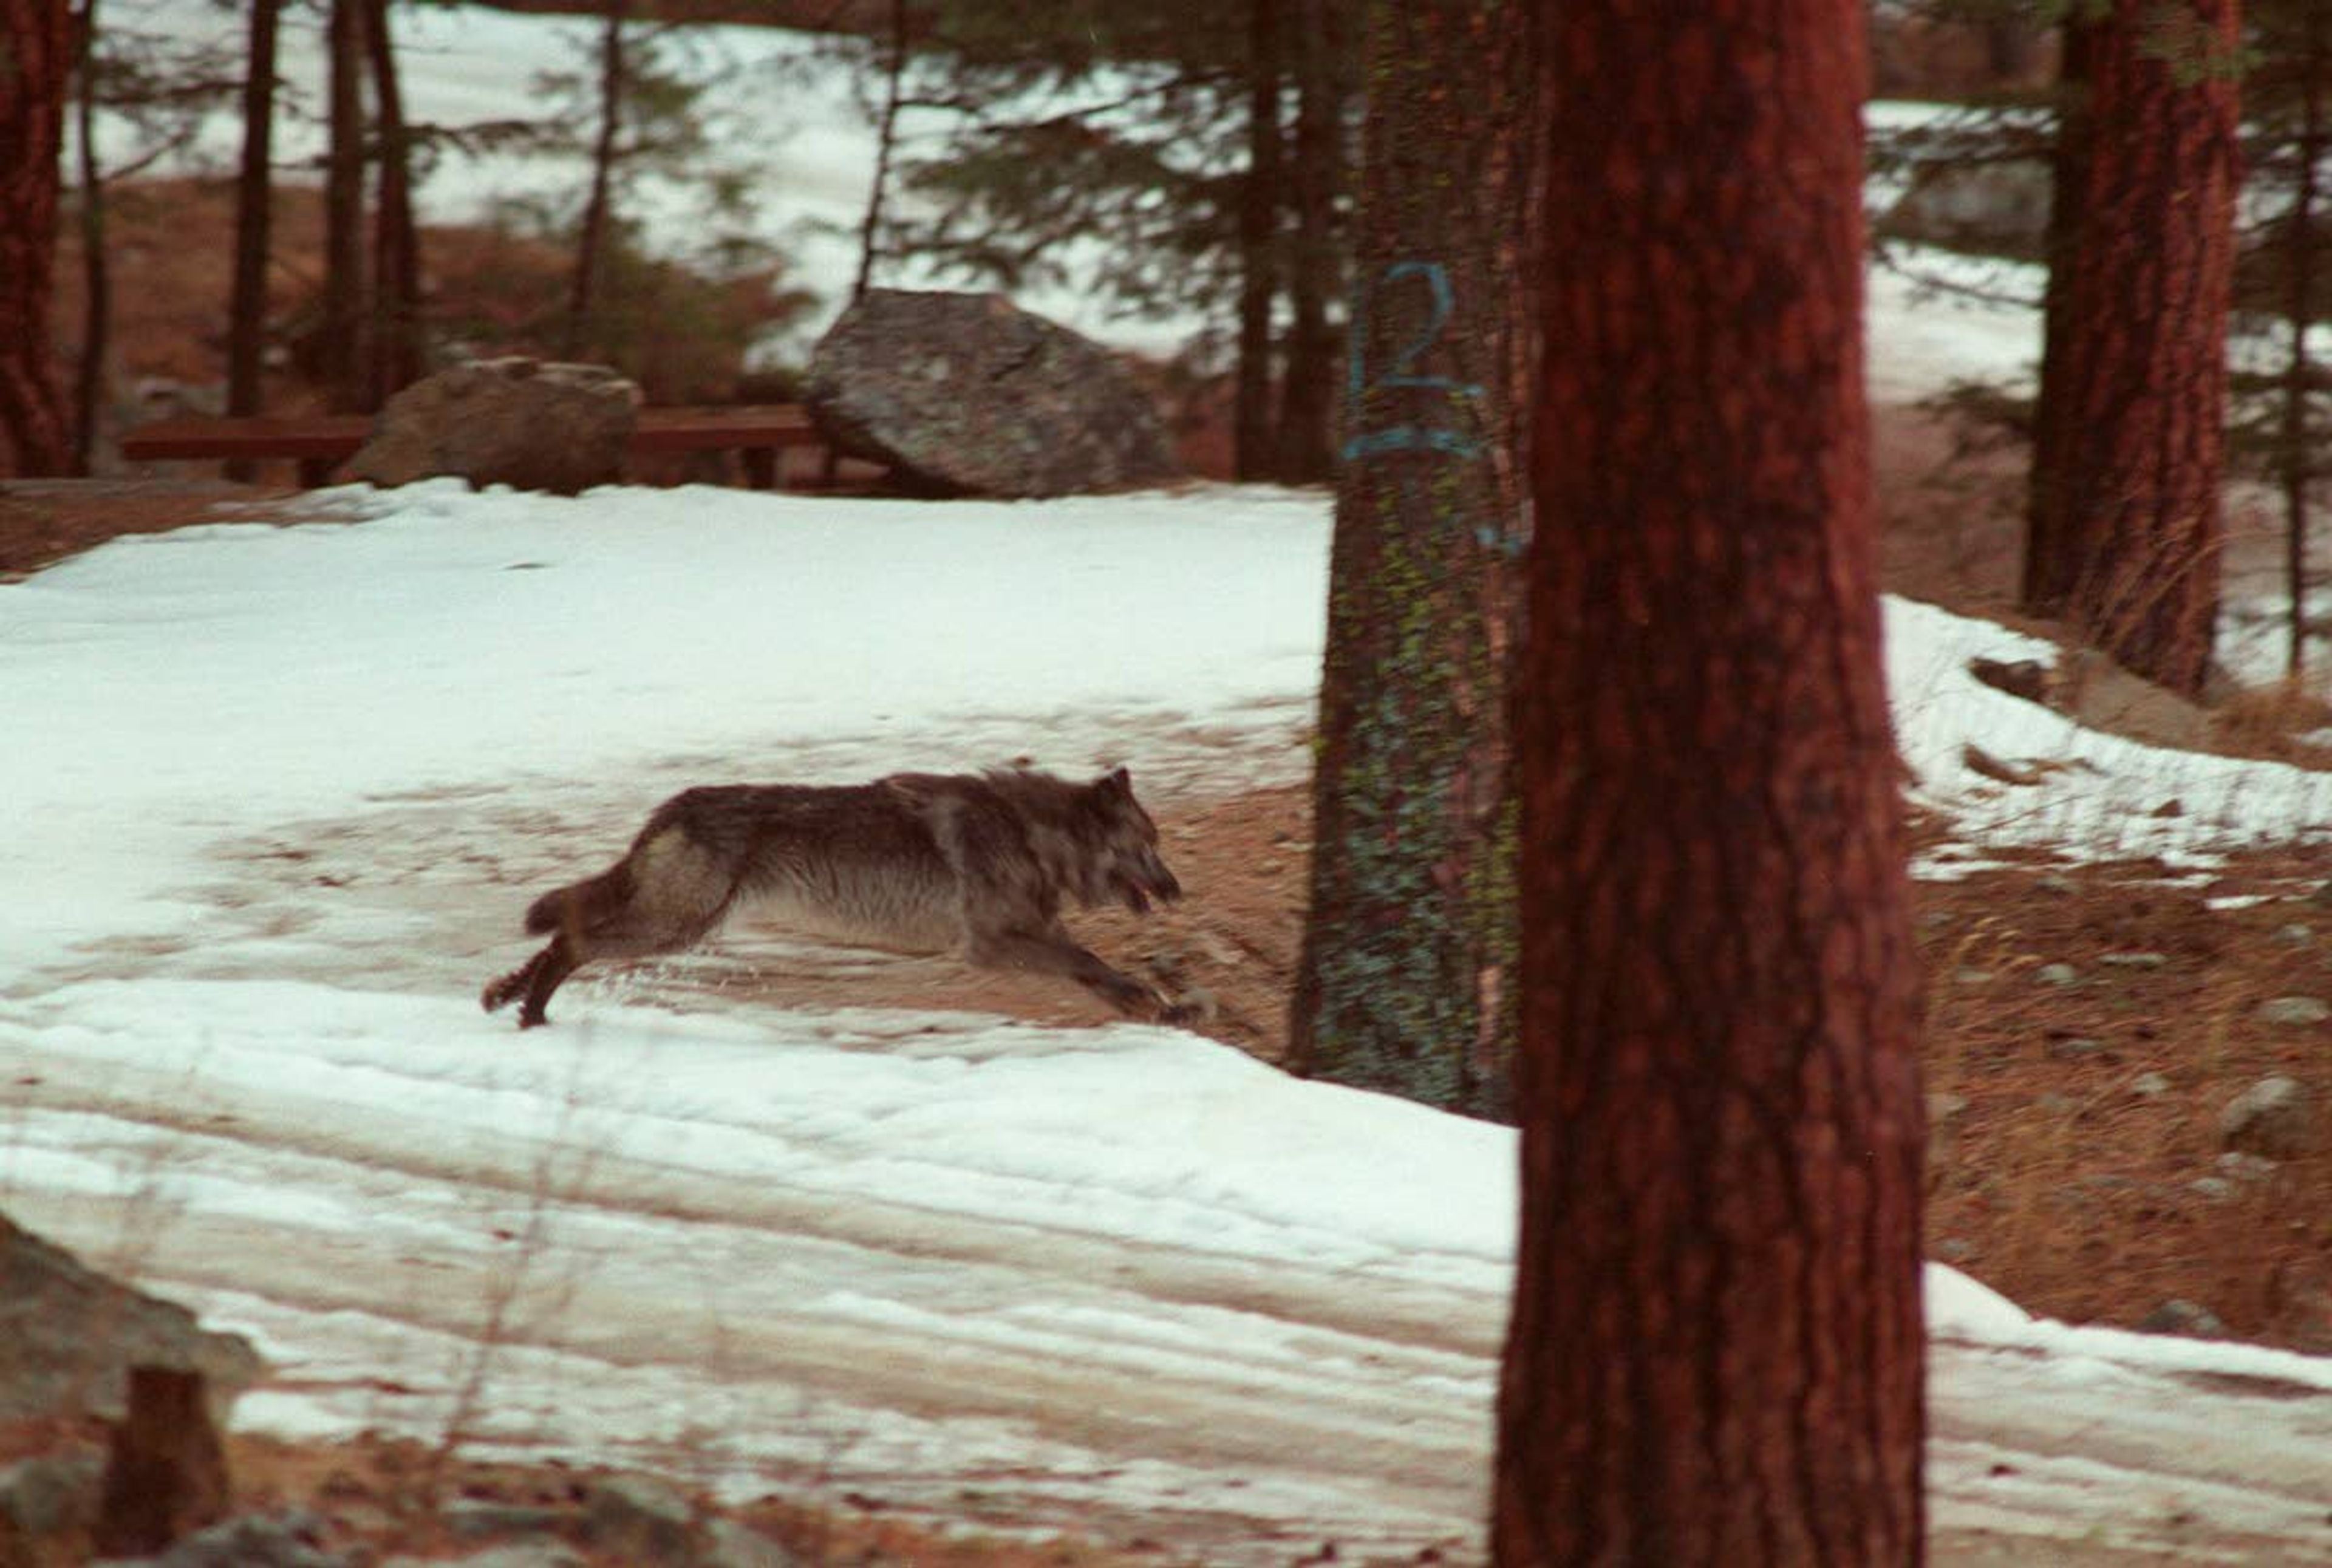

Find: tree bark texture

[0,0,74,476]
[226,0,281,475]
[2022,0,2240,697]
[1289,0,1536,1121]
[1495,0,1925,1562]
[1233,0,1281,482]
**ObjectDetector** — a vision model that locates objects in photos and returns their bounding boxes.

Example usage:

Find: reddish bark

[2023,0,2242,697]
[1495,0,1925,1561]
[1,0,73,476]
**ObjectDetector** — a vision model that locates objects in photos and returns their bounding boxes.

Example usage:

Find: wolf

[481,765,1187,1029]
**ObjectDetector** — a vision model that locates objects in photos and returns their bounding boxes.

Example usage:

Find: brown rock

[341,357,641,495]
[0,1210,264,1427]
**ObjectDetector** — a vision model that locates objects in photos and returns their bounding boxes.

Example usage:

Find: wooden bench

[119,404,840,489]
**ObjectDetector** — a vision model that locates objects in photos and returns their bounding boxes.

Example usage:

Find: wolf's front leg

[480,934,582,1029]
[967,927,1187,1021]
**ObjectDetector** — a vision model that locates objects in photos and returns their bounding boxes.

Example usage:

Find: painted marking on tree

[1343,260,1485,462]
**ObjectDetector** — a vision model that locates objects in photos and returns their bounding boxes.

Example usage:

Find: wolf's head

[1076,766,1182,915]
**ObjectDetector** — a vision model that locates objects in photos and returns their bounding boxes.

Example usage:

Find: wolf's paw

[480,972,521,1013]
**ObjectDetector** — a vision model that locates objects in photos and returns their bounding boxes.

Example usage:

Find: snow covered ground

[18,3,2329,1560]
[6,482,2332,1563]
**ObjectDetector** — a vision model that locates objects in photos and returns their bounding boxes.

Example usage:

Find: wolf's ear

[1101,766,1131,795]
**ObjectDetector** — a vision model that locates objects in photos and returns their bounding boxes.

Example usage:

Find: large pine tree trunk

[0,0,74,476]
[1495,0,1925,1559]
[1288,0,1536,1120]
[2022,0,2241,697]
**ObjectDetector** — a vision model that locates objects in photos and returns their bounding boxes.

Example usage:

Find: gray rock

[701,1515,808,1568]
[1878,157,2053,259]
[583,1473,695,1561]
[2216,1150,2280,1182]
[2129,1072,2172,1098]
[2034,962,2079,986]
[0,1210,264,1426]
[805,289,1181,497]
[2220,1075,2317,1159]
[2137,1298,2227,1339]
[341,357,640,495]
[2098,950,2167,970]
[444,1498,578,1539]
[2273,922,2315,947]
[1951,967,1993,986]
[0,1447,103,1547]
[2188,1177,2236,1201]
[102,1508,347,1567]
[383,1546,586,1568]
[2255,995,2331,1026]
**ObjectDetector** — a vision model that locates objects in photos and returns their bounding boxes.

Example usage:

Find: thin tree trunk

[321,0,369,413]
[1288,0,1535,1120]
[2282,15,2323,679]
[2023,17,2096,616]
[1273,0,1344,484]
[851,0,908,302]
[225,0,282,481]
[565,0,629,360]
[366,0,423,402]
[0,0,73,476]
[1233,0,1281,482]
[2022,0,2241,697]
[1496,0,1925,1559]
[73,0,107,474]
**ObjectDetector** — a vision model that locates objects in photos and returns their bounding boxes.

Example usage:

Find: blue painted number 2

[1342,261,1485,462]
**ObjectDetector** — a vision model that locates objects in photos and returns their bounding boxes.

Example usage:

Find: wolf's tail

[523,864,632,936]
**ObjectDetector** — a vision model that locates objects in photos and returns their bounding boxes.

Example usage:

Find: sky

[12,4,2332,1563]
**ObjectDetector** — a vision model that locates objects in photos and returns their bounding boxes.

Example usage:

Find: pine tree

[1,0,74,476]
[1496,0,1925,1557]
[1289,0,1535,1120]
[2023,0,2242,697]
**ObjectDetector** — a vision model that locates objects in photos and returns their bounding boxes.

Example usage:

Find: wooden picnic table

[120,404,835,489]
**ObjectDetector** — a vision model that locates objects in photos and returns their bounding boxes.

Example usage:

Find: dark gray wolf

[482,765,1187,1029]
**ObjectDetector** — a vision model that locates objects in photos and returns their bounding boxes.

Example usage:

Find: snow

[8,483,2332,1561]
[16,4,2328,1559]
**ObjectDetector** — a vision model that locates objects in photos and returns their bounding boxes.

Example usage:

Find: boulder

[340,358,640,495]
[0,1211,264,1427]
[1878,158,2053,261]
[804,289,1181,497]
